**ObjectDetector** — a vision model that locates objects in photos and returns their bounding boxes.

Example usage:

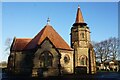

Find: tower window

[80,56,87,66]
[81,33,84,38]
[81,57,85,65]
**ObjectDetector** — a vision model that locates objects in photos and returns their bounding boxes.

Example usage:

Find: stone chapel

[7,6,96,77]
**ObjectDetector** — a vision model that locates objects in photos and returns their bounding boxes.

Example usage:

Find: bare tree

[93,37,119,63]
[108,37,119,60]
[93,42,106,63]
[4,38,12,55]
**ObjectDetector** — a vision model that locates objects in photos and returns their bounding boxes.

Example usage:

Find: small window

[80,56,87,66]
[81,57,85,65]
[81,33,84,38]
[64,54,70,64]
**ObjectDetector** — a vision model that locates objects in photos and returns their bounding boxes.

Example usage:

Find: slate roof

[11,25,72,51]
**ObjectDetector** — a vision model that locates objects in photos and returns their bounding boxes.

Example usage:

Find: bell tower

[71,5,90,48]
[71,5,96,74]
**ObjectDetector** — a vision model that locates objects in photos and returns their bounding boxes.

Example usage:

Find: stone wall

[59,50,74,74]
[32,39,60,77]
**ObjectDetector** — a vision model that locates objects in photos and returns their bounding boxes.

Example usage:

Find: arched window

[80,56,87,66]
[81,57,85,65]
[40,51,53,67]
[64,54,70,64]
[81,33,84,38]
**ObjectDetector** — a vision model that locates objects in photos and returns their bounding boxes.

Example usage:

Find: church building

[7,6,96,77]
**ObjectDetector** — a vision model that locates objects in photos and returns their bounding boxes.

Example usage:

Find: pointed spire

[75,5,84,23]
[47,17,50,25]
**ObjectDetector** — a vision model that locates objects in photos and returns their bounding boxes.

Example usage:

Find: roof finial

[47,17,50,25]
[78,5,80,8]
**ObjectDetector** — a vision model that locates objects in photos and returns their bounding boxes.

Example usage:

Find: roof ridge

[33,25,47,40]
[24,25,72,50]
[48,26,71,48]
[16,38,32,39]
[11,25,73,51]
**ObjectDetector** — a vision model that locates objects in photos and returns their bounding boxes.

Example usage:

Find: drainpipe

[88,49,91,74]
[74,48,75,74]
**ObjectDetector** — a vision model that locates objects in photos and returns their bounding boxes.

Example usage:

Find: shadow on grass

[2,72,120,80]
[2,74,98,80]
